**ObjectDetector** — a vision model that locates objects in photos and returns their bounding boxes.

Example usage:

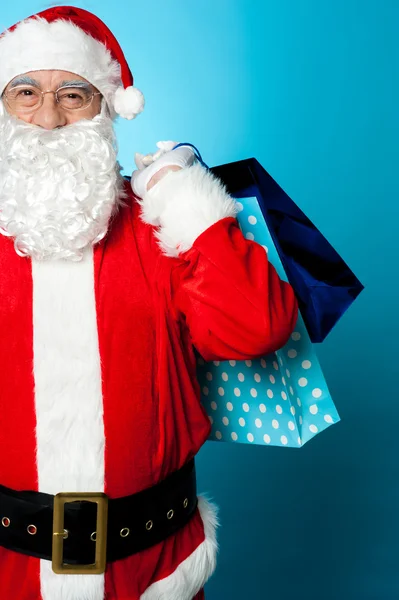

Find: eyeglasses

[2,85,102,113]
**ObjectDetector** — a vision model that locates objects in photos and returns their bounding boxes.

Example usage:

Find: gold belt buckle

[52,492,108,575]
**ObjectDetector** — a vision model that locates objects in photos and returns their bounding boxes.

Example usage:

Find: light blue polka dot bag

[197,196,340,448]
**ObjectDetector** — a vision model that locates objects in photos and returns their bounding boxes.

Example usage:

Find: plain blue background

[2,1,398,598]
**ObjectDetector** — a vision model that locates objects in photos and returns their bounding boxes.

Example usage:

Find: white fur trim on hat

[114,86,145,120]
[0,17,133,118]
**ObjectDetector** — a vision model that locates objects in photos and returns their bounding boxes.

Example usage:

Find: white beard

[0,104,124,261]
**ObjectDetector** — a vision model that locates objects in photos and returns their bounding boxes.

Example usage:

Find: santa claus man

[0,6,298,600]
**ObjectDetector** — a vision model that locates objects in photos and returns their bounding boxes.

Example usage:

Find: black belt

[0,459,197,575]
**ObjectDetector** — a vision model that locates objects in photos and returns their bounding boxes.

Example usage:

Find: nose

[31,93,67,130]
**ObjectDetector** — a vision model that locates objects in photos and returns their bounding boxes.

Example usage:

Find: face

[2,70,102,129]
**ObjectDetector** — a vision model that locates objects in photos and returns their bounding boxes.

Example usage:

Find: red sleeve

[170,217,298,362]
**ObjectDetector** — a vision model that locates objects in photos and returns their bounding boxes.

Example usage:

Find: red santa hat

[0,6,145,120]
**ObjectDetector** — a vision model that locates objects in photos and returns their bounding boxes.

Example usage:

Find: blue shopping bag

[210,158,364,343]
[197,196,340,447]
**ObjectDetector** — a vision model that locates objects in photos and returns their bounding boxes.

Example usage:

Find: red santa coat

[0,165,298,600]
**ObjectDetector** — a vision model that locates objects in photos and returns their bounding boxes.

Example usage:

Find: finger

[142,154,155,167]
[134,152,146,170]
[151,149,164,162]
[157,141,178,152]
[156,141,169,151]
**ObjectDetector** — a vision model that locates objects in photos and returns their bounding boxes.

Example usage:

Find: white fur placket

[31,248,105,600]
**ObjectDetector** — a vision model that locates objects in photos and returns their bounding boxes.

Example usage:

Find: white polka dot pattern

[197,196,340,447]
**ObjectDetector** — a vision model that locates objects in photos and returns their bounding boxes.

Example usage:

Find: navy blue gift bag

[210,158,364,342]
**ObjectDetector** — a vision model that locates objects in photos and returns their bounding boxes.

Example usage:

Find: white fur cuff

[137,164,238,257]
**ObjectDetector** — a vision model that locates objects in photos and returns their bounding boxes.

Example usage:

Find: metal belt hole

[146,520,153,531]
[167,509,174,520]
[1,517,10,528]
[27,524,37,535]
[183,498,188,508]
[120,527,130,538]
[90,531,97,542]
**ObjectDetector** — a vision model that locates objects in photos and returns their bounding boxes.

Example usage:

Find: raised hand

[131,141,196,198]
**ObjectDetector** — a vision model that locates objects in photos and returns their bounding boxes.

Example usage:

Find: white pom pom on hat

[114,86,145,120]
[0,5,145,120]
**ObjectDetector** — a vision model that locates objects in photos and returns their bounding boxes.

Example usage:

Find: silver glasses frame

[3,85,102,114]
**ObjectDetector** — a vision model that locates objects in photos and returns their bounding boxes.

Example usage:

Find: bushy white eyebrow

[9,76,39,88]
[57,80,93,90]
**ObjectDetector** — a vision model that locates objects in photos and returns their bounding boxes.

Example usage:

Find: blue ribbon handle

[172,142,209,170]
